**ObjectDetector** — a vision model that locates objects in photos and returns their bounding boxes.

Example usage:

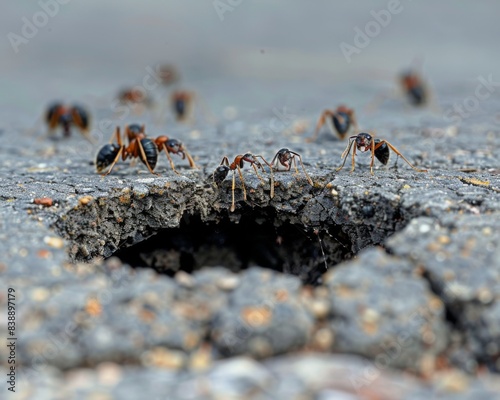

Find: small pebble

[44,236,64,249]
[34,197,53,207]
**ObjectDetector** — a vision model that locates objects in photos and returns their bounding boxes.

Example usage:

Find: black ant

[211,153,275,212]
[96,124,197,176]
[96,126,158,176]
[170,90,215,124]
[171,90,196,122]
[307,105,358,142]
[45,102,93,142]
[271,148,314,186]
[336,132,428,175]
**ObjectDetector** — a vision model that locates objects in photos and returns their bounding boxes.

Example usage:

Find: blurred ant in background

[158,64,180,86]
[336,132,428,175]
[170,90,216,124]
[211,153,275,212]
[45,102,93,142]
[117,87,154,115]
[399,70,428,107]
[171,90,194,122]
[271,148,314,186]
[365,59,440,113]
[306,105,358,142]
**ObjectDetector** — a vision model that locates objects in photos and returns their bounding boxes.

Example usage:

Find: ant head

[355,133,373,152]
[276,148,291,162]
[166,139,182,152]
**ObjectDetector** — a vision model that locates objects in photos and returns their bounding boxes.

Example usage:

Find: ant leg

[336,139,355,172]
[230,170,236,212]
[295,155,314,186]
[182,148,198,169]
[102,147,124,176]
[379,141,428,172]
[306,110,331,143]
[254,155,275,199]
[236,165,247,200]
[350,145,357,173]
[161,144,180,175]
[137,140,159,175]
[370,140,376,175]
[268,166,275,199]
[251,164,265,183]
[112,126,123,145]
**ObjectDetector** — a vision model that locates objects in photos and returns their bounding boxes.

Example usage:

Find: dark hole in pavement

[112,208,353,284]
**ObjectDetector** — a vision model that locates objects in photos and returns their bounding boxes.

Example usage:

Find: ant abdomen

[139,138,158,170]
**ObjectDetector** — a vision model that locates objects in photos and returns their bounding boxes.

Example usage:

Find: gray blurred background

[1,0,499,123]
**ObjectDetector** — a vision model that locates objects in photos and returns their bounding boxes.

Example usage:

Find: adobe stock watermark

[340,0,406,63]
[7,0,71,54]
[213,0,243,21]
[444,74,500,125]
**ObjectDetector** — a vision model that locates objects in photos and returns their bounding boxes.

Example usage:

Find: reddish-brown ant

[153,135,197,174]
[158,64,180,86]
[336,132,428,175]
[271,148,314,186]
[211,153,275,212]
[307,105,358,142]
[366,65,439,112]
[118,88,153,107]
[399,70,428,107]
[117,87,154,116]
[45,103,93,142]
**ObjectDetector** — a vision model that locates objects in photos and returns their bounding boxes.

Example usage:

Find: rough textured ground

[1,87,500,399]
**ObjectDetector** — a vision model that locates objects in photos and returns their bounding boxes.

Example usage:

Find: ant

[399,70,428,107]
[336,132,428,175]
[45,102,93,142]
[170,90,215,124]
[152,135,197,174]
[171,90,196,122]
[271,148,314,186]
[158,64,180,86]
[211,153,275,212]
[117,87,153,115]
[306,105,358,142]
[96,124,197,176]
[366,66,439,113]
[95,125,158,176]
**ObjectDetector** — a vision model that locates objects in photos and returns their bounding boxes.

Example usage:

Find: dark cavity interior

[112,208,353,284]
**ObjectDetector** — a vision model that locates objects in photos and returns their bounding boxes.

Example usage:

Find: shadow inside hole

[111,208,352,284]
